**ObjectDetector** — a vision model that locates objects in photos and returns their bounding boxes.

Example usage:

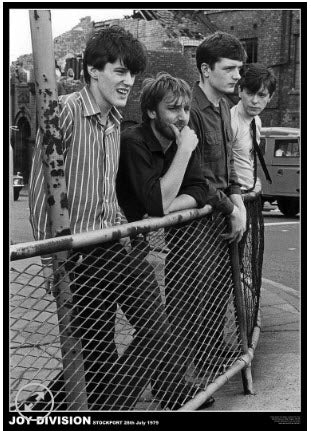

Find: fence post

[9,138,14,239]
[29,10,88,410]
[229,241,255,395]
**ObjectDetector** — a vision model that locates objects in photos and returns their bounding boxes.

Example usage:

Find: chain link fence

[239,193,264,341]
[10,192,263,411]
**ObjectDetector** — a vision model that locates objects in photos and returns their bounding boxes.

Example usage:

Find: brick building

[204,9,300,128]
[10,9,300,184]
[10,71,37,183]
[93,10,217,125]
[93,9,300,127]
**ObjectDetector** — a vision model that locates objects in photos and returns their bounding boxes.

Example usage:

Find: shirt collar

[192,81,226,112]
[236,101,257,126]
[79,85,122,126]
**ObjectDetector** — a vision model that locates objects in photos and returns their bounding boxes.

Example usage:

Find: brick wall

[205,9,284,64]
[205,9,300,127]
[120,9,300,128]
[54,16,93,60]
[121,49,201,124]
[94,12,211,52]
[95,17,182,52]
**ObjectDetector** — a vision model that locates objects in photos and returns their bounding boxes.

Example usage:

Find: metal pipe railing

[10,205,213,260]
[179,308,261,410]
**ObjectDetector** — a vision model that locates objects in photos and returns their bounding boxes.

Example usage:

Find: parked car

[13,172,24,201]
[258,127,300,217]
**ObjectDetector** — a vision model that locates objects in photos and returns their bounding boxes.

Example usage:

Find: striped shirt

[29,85,123,241]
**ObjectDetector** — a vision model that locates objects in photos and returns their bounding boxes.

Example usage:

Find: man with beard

[117,72,239,220]
[117,72,245,408]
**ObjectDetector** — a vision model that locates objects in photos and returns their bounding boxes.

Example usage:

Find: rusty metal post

[29,10,88,409]
[9,137,14,242]
[229,241,255,395]
[9,72,15,239]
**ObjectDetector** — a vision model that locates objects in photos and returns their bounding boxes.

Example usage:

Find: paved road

[263,206,300,291]
[10,188,33,245]
[262,203,300,294]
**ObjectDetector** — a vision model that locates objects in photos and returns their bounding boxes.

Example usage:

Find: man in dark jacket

[189,31,247,367]
[117,71,245,406]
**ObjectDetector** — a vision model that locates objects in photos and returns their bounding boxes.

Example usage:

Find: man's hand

[170,124,198,153]
[160,125,198,213]
[222,205,247,243]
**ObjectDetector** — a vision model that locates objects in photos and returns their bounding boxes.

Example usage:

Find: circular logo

[15,383,54,421]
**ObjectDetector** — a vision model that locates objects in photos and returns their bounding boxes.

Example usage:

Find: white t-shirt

[231,101,262,192]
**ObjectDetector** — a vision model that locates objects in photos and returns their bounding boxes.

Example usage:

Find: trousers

[52,240,194,410]
[164,216,233,369]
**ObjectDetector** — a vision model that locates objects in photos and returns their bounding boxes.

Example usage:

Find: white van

[258,127,300,217]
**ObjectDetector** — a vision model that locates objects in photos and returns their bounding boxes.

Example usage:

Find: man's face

[204,58,243,95]
[239,84,272,117]
[149,93,190,140]
[95,59,135,109]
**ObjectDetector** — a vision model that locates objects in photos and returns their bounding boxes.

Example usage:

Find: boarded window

[241,38,258,63]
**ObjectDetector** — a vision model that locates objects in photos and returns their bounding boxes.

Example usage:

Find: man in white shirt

[231,63,276,192]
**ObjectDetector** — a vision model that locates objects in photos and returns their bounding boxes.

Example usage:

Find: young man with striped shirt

[29,27,199,411]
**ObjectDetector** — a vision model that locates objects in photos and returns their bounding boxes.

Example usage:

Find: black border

[4,2,306,429]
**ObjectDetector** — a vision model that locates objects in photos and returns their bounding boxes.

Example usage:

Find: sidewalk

[204,280,300,411]
[10,265,300,412]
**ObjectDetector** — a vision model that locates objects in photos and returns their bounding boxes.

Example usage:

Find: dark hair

[239,63,277,97]
[196,31,247,73]
[140,72,192,122]
[83,25,147,84]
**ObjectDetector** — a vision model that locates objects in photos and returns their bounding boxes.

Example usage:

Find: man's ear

[87,65,99,80]
[200,62,211,79]
[147,109,157,120]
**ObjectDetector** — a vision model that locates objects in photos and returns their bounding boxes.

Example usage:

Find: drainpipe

[29,10,88,410]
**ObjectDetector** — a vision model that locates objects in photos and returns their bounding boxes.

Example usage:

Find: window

[294,34,300,90]
[274,139,299,157]
[241,38,258,63]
